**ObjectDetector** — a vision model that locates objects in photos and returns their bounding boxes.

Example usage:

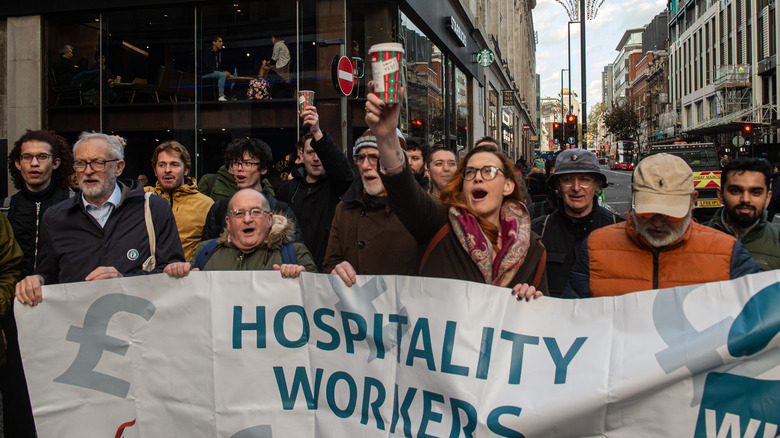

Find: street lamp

[561,68,569,147]
[567,21,579,115]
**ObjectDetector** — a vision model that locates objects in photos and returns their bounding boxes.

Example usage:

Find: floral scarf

[448,200,531,287]
[247,78,271,100]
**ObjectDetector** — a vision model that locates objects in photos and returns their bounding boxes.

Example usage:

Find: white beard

[632,211,692,248]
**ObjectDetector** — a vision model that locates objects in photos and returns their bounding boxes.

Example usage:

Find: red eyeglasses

[633,212,685,221]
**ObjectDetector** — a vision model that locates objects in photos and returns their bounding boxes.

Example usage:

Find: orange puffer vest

[587,219,736,296]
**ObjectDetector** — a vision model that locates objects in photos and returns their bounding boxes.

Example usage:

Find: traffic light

[742,124,752,138]
[565,114,578,147]
[552,122,562,148]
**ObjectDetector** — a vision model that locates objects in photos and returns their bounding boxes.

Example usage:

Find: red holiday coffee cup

[298,90,315,112]
[369,43,404,103]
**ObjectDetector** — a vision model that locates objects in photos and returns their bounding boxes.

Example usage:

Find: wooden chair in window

[49,68,82,105]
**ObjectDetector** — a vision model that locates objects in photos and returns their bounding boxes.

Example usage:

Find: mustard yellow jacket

[146,178,214,261]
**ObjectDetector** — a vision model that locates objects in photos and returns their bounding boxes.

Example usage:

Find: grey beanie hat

[548,148,607,186]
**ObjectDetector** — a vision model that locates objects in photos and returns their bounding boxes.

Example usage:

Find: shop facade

[2,0,492,188]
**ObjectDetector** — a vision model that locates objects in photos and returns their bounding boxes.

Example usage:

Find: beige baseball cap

[632,153,694,218]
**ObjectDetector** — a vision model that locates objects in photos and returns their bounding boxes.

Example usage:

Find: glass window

[400,13,444,145]
[44,0,354,185]
[454,67,468,149]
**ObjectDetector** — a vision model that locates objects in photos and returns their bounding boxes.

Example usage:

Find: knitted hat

[352,129,406,154]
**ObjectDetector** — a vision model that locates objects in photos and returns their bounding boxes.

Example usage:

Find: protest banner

[16,270,780,437]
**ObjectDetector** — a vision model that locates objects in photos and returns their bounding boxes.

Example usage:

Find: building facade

[1,0,538,195]
[667,0,778,157]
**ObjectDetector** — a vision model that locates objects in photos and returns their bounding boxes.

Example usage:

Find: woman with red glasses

[363,83,547,300]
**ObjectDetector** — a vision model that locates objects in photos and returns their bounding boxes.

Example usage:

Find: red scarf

[448,200,531,287]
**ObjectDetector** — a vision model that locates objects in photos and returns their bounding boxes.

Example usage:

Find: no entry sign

[331,56,354,96]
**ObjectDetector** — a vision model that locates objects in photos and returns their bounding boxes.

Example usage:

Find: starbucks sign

[476,48,494,67]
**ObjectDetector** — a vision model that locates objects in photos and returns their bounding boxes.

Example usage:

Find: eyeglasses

[633,212,685,222]
[19,153,53,164]
[73,159,119,171]
[228,208,271,219]
[461,165,505,181]
[230,161,262,169]
[559,175,596,189]
[355,153,379,165]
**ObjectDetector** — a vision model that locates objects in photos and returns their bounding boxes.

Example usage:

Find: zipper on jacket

[34,202,41,272]
[652,251,659,290]
[237,252,244,268]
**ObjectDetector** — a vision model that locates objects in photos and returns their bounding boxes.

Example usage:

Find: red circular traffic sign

[336,56,354,96]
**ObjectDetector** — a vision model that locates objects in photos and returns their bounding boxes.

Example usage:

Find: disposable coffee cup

[369,43,404,103]
[298,90,315,113]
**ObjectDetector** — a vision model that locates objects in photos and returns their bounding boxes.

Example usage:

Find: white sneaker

[218,96,227,102]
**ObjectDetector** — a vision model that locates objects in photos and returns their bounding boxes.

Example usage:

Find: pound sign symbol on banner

[54,293,156,398]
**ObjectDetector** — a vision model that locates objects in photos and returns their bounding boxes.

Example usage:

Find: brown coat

[380,165,548,293]
[322,180,424,275]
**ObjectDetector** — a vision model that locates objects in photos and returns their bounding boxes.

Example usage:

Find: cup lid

[369,42,404,53]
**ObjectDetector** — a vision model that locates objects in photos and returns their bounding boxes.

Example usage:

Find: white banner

[16,271,780,437]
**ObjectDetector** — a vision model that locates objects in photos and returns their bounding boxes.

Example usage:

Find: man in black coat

[276,104,354,270]
[1,130,74,437]
[531,149,624,297]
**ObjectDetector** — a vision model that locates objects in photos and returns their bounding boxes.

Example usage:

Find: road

[601,166,633,216]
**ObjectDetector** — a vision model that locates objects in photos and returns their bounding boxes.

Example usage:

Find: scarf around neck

[448,200,531,287]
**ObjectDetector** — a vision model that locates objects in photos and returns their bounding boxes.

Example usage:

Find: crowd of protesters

[0,83,778,435]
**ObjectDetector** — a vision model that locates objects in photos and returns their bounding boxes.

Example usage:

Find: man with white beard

[562,153,761,298]
[15,132,184,306]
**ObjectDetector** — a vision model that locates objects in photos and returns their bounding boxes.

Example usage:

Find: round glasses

[228,208,271,219]
[461,165,505,181]
[559,175,595,189]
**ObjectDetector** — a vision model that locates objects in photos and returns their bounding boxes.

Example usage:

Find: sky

[533,0,667,117]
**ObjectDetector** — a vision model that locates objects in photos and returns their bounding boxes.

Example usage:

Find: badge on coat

[127,249,139,261]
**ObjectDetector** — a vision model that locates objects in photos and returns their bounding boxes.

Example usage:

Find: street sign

[476,48,494,67]
[332,56,354,96]
[502,90,513,106]
[554,139,559,144]
[523,124,530,131]
[732,136,745,147]
[568,136,575,144]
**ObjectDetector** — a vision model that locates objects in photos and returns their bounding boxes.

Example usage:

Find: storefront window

[400,13,444,145]
[454,67,468,149]
[44,0,350,183]
[488,87,499,140]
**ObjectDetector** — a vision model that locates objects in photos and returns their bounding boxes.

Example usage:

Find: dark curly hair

[8,130,74,191]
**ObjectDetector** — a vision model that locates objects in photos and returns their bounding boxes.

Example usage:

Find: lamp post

[561,68,569,146]
[567,21,579,115]
[580,0,587,148]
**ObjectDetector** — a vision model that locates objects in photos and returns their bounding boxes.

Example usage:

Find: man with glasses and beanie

[531,149,624,297]
[563,153,761,298]
[163,188,316,278]
[202,138,302,241]
[15,132,185,306]
[324,130,424,286]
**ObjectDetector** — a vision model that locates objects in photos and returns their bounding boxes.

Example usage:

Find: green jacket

[197,166,275,201]
[0,214,23,365]
[192,213,317,273]
[708,207,780,271]
[197,166,237,202]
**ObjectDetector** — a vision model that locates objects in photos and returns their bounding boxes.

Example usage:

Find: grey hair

[73,132,125,161]
[59,44,73,55]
